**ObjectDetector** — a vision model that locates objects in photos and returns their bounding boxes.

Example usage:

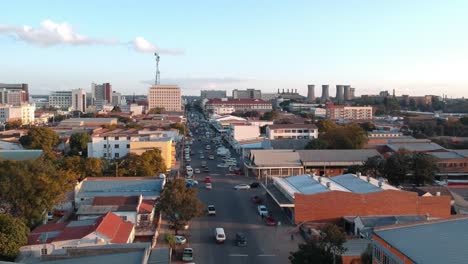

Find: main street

[178,116,302,264]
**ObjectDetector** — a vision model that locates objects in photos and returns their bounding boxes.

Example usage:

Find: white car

[200,155,205,159]
[207,205,216,215]
[194,168,201,174]
[257,205,268,216]
[175,235,187,245]
[205,183,212,190]
[217,163,229,168]
[234,184,251,190]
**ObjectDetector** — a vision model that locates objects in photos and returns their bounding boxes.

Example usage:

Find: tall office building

[49,91,72,110]
[91,83,112,104]
[307,85,315,102]
[321,85,330,102]
[148,85,182,112]
[0,83,29,105]
[71,89,87,112]
[232,89,262,99]
[336,85,344,102]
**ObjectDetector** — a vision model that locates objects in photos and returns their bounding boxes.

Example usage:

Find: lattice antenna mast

[154,53,160,85]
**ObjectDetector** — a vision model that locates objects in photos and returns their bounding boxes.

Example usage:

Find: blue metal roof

[78,179,164,198]
[374,218,468,264]
[284,175,329,195]
[330,174,382,193]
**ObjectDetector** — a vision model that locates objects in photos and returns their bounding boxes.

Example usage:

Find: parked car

[205,183,212,190]
[182,248,193,262]
[208,155,215,160]
[207,205,216,215]
[205,176,212,183]
[194,168,201,174]
[257,205,268,216]
[251,196,262,204]
[236,232,247,247]
[265,214,277,226]
[234,184,251,190]
[175,235,187,245]
[203,167,210,173]
[250,182,260,188]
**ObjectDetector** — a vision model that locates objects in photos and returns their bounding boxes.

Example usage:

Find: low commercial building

[372,217,468,264]
[21,212,135,257]
[58,118,118,128]
[205,98,272,113]
[48,91,72,110]
[327,105,373,120]
[244,150,304,178]
[266,124,318,140]
[87,128,175,169]
[264,174,451,224]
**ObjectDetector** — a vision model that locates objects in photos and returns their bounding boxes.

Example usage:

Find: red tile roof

[138,200,155,214]
[111,221,134,243]
[95,212,126,240]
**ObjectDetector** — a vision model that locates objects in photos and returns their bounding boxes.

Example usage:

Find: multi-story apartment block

[71,88,87,112]
[200,90,227,99]
[92,82,112,104]
[49,91,72,110]
[205,98,272,113]
[266,124,318,140]
[0,104,35,124]
[148,85,182,112]
[0,83,29,104]
[327,105,373,120]
[232,89,262,99]
[87,129,176,170]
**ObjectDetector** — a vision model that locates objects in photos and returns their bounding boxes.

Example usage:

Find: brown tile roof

[138,200,155,214]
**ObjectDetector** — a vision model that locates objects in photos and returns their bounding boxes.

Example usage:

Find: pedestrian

[291,233,294,241]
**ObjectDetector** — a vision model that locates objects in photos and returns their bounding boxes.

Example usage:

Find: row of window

[275,136,310,139]
[439,162,468,168]
[103,153,119,158]
[103,144,130,149]
[103,136,131,140]
[273,129,314,133]
[373,246,399,264]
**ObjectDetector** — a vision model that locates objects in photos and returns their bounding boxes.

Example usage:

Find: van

[186,166,193,177]
[236,232,247,247]
[182,248,193,261]
[214,227,226,243]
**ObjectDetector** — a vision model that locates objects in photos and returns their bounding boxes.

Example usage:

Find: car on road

[198,150,203,154]
[250,182,260,188]
[194,168,201,174]
[203,167,210,173]
[251,196,262,204]
[182,248,193,261]
[205,183,212,190]
[258,205,268,216]
[265,215,277,226]
[207,205,216,215]
[175,235,187,245]
[234,184,251,190]
[217,163,229,168]
[215,228,226,243]
[201,161,207,167]
[208,155,215,160]
[200,155,205,159]
[236,232,247,247]
[204,176,212,183]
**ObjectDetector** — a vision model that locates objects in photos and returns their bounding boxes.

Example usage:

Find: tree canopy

[19,127,60,151]
[4,120,23,130]
[148,107,165,114]
[320,124,368,149]
[111,106,122,112]
[260,110,279,121]
[116,148,167,176]
[170,123,187,135]
[305,138,329,149]
[157,178,204,234]
[69,132,91,155]
[0,214,29,261]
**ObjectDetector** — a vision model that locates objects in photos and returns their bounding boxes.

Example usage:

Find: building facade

[0,104,35,124]
[148,85,182,112]
[92,82,112,104]
[0,83,29,104]
[71,88,87,112]
[112,91,123,106]
[266,124,318,140]
[49,91,72,110]
[232,89,262,99]
[327,105,373,120]
[200,90,227,99]
[205,98,272,113]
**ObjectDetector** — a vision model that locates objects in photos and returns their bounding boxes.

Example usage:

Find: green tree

[383,150,412,185]
[305,138,328,149]
[4,119,23,130]
[317,224,347,264]
[362,155,385,178]
[164,233,176,247]
[19,127,60,151]
[148,107,165,114]
[170,123,187,135]
[360,244,373,264]
[316,119,337,133]
[260,110,279,121]
[289,241,334,264]
[0,214,29,260]
[69,132,91,155]
[411,152,438,186]
[320,124,367,149]
[118,148,166,176]
[360,122,376,132]
[158,179,204,234]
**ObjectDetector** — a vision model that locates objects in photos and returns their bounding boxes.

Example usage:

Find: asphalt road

[177,121,302,264]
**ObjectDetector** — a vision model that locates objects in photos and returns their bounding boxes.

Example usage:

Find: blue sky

[1,0,468,97]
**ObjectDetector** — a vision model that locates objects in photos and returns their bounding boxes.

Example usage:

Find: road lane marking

[257,254,276,257]
[229,254,248,257]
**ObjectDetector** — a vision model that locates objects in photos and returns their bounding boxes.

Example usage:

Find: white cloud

[0,19,182,54]
[131,36,184,55]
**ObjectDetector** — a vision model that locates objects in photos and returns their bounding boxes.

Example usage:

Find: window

[115,136,119,140]
[114,144,119,149]
[120,215,127,221]
[103,144,107,148]
[115,153,120,158]
[127,136,131,140]
[41,248,48,255]
[104,136,107,140]
[127,144,130,148]
[140,214,149,221]
[103,153,107,157]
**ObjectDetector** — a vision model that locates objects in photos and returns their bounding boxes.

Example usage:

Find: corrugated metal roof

[250,150,302,167]
[0,150,43,160]
[428,151,466,159]
[330,174,382,193]
[77,179,164,198]
[386,143,445,152]
[297,149,380,164]
[374,217,468,264]
[283,175,329,195]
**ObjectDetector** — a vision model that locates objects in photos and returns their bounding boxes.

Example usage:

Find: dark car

[236,232,247,247]
[250,182,260,188]
[251,196,262,204]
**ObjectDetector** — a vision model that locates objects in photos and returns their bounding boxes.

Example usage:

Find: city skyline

[1,1,468,97]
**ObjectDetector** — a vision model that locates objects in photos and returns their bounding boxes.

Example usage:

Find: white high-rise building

[148,85,182,112]
[49,91,72,110]
[0,104,35,124]
[71,89,87,112]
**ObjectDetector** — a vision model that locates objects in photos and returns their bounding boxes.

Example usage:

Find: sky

[1,0,468,97]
